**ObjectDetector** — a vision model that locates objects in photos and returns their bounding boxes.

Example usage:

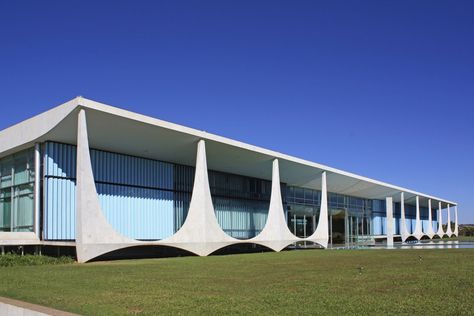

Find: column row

[386,193,458,244]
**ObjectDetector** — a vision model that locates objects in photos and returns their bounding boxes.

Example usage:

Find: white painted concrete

[446,204,453,237]
[159,140,238,255]
[76,110,239,262]
[386,197,394,247]
[305,171,329,248]
[0,98,78,158]
[400,192,410,242]
[454,205,459,237]
[413,196,424,240]
[0,232,39,245]
[0,296,78,316]
[249,159,301,251]
[34,143,41,238]
[0,97,457,206]
[0,98,458,257]
[426,199,435,239]
[0,301,50,316]
[76,109,137,263]
[75,109,316,262]
[436,201,445,238]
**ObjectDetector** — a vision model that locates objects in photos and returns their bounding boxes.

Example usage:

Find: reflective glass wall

[392,202,437,235]
[285,186,373,245]
[286,186,320,238]
[38,141,439,245]
[209,170,271,239]
[44,142,184,240]
[372,201,437,236]
[43,142,271,240]
[173,164,272,239]
[328,193,372,246]
[0,148,35,232]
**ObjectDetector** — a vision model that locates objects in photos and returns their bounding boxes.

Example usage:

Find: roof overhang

[0,97,457,207]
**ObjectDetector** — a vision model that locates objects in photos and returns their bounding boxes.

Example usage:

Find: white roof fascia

[79,98,457,206]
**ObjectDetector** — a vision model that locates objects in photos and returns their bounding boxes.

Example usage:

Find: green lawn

[448,236,474,241]
[0,249,473,315]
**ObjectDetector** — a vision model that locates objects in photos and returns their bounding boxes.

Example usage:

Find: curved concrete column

[76,111,238,262]
[425,199,435,239]
[76,109,138,263]
[386,197,394,247]
[250,159,301,251]
[454,205,459,237]
[400,192,410,242]
[436,201,445,238]
[74,112,328,261]
[160,140,238,255]
[446,204,453,237]
[413,196,424,240]
[305,171,329,248]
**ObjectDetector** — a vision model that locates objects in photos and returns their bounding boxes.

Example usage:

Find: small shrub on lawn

[0,254,74,267]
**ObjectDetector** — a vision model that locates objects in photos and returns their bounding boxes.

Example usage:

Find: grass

[448,235,474,241]
[0,249,473,315]
[0,253,74,267]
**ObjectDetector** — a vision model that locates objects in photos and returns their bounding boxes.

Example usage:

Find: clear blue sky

[1,1,473,223]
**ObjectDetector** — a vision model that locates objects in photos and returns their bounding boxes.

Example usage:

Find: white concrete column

[386,197,394,247]
[75,116,244,262]
[400,192,410,242]
[454,205,459,237]
[76,109,136,263]
[162,139,237,255]
[436,201,444,238]
[34,143,41,238]
[446,204,453,237]
[306,171,329,248]
[426,199,435,239]
[413,195,424,240]
[250,159,300,250]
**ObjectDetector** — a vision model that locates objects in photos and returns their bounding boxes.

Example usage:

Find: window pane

[14,154,29,185]
[0,159,12,188]
[0,148,35,232]
[295,187,304,200]
[0,188,11,231]
[288,186,294,199]
[338,195,344,205]
[12,184,34,232]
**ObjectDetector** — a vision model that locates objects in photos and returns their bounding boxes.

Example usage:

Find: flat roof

[0,97,457,207]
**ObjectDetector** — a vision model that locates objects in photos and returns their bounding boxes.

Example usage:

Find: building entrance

[288,209,316,238]
[330,209,346,245]
[329,208,372,247]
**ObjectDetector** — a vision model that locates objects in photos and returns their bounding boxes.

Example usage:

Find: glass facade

[0,148,35,232]
[392,202,436,235]
[328,193,373,246]
[286,186,321,238]
[209,170,271,239]
[43,142,270,240]
[171,164,272,239]
[285,186,373,245]
[0,141,432,246]
[44,142,181,240]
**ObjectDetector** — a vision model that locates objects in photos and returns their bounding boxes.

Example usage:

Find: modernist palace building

[0,97,459,262]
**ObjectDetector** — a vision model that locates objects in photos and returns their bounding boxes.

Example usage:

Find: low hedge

[0,254,74,267]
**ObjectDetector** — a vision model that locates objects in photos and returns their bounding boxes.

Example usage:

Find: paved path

[0,296,79,316]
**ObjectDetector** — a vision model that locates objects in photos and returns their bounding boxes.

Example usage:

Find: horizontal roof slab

[0,97,457,207]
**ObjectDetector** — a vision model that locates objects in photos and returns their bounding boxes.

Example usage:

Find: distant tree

[459,225,474,236]
[443,221,457,233]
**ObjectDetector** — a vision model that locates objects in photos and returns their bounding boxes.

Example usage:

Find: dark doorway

[330,209,346,246]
